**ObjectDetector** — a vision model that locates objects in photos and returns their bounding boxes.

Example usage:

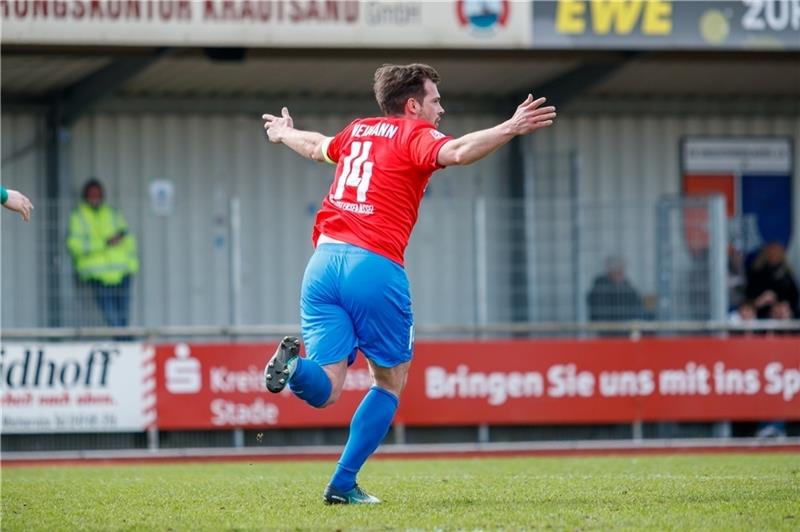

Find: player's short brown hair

[373,63,440,116]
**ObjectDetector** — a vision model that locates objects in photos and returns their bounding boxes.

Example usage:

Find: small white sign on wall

[149,180,175,217]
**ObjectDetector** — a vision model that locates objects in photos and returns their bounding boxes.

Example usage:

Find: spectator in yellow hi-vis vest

[67,179,139,327]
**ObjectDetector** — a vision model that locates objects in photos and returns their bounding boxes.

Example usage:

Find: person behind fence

[746,241,799,320]
[67,178,139,327]
[745,242,797,439]
[728,299,756,326]
[587,255,646,321]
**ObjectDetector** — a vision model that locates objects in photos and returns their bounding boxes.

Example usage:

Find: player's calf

[265,337,335,408]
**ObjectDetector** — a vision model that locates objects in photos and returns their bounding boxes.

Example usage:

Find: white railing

[2,319,798,339]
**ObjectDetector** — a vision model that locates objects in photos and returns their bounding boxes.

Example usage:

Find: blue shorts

[300,243,414,368]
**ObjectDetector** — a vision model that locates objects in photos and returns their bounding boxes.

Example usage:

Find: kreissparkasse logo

[456,0,510,34]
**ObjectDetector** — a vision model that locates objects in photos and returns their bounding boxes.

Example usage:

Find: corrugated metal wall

[1,113,46,328]
[527,113,800,321]
[62,111,508,327]
[3,108,799,329]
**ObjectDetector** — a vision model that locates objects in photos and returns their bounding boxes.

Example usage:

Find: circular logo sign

[456,0,510,32]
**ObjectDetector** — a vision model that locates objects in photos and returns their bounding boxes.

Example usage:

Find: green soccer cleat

[264,336,300,393]
[323,484,381,505]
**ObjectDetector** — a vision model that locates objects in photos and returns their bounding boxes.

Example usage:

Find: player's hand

[262,107,294,144]
[3,189,33,221]
[506,94,556,136]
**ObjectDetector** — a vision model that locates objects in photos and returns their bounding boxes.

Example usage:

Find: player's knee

[315,360,347,408]
[319,384,344,408]
[374,380,404,398]
[372,368,408,397]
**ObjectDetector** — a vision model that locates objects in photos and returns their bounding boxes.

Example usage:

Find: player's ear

[405,97,419,116]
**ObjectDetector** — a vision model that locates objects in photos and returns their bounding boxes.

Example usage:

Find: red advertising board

[155,343,371,430]
[154,338,800,430]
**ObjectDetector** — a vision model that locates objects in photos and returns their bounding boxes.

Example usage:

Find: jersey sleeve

[322,120,357,164]
[407,125,453,172]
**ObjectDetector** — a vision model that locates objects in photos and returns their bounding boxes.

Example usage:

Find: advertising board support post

[233,428,245,448]
[632,418,644,441]
[147,425,159,451]
[394,422,406,445]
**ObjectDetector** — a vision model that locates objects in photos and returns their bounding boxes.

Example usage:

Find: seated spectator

[727,300,757,338]
[769,301,794,321]
[746,242,799,320]
[587,256,646,321]
[728,300,756,325]
[746,242,796,440]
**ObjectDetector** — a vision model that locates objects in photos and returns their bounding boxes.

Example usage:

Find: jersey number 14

[333,141,373,203]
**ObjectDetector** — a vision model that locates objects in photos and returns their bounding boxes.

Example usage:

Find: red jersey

[312,117,452,266]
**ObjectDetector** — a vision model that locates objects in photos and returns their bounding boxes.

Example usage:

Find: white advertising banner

[0,0,531,49]
[682,137,792,174]
[0,343,156,433]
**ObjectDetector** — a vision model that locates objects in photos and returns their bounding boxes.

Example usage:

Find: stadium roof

[2,47,798,114]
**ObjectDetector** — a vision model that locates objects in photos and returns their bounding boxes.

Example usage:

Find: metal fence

[4,192,800,454]
[2,194,768,335]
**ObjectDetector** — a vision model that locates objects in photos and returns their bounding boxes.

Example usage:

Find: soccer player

[1,185,33,221]
[262,63,555,504]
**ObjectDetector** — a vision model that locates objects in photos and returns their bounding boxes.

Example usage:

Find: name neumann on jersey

[351,122,399,139]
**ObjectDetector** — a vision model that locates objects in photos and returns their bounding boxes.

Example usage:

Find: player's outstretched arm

[437,94,555,167]
[1,187,34,221]
[262,107,331,163]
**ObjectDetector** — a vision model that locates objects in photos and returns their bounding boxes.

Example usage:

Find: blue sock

[330,386,399,492]
[288,358,332,408]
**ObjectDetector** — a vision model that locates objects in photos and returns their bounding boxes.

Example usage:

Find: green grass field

[2,454,799,530]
